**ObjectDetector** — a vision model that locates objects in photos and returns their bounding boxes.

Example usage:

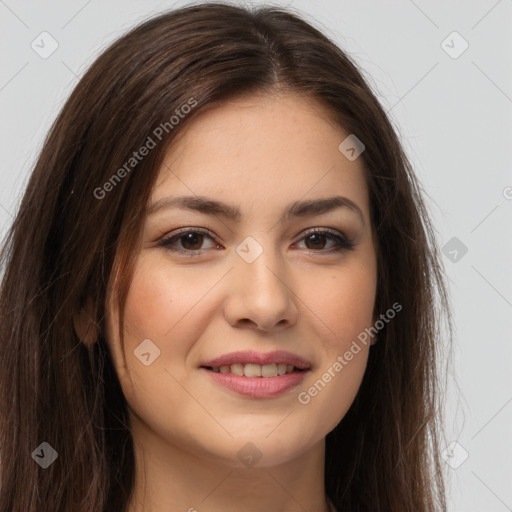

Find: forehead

[151,92,371,223]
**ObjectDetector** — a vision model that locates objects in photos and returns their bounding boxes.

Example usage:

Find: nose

[223,243,299,332]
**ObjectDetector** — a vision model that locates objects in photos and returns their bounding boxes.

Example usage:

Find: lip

[201,368,309,398]
[201,350,311,370]
[200,350,311,398]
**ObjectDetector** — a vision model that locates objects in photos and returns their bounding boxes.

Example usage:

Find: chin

[195,426,322,469]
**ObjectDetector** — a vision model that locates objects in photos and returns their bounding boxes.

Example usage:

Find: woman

[0,2,453,511]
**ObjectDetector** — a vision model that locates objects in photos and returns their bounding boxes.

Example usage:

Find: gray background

[1,1,511,510]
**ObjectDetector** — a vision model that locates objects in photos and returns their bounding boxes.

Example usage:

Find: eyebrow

[147,194,365,225]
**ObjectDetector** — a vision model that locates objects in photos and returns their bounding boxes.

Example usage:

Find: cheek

[296,259,376,429]
[313,257,377,344]
[106,263,190,424]
[122,261,176,340]
[121,255,217,341]
[112,255,230,396]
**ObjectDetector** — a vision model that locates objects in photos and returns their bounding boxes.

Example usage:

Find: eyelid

[292,227,356,252]
[158,226,356,254]
[157,227,219,256]
[293,227,346,243]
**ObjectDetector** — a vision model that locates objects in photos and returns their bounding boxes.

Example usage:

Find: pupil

[307,233,325,249]
[183,233,202,250]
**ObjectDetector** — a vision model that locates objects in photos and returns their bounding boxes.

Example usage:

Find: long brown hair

[0,3,453,510]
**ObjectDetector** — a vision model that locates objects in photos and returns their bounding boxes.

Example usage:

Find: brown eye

[158,228,219,255]
[304,232,328,250]
[295,229,355,253]
[179,232,205,251]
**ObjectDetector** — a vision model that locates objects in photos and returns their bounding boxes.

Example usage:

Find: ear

[73,296,100,347]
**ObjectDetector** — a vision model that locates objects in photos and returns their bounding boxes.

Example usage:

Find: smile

[206,363,305,377]
[200,350,311,398]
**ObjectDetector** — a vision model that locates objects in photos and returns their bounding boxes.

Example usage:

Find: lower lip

[202,368,308,398]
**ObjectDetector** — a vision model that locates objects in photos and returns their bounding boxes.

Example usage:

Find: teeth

[261,363,278,378]
[243,363,261,377]
[210,362,301,377]
[230,363,244,376]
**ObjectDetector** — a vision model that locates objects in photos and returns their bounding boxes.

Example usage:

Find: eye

[158,228,220,255]
[158,227,355,257]
[293,228,355,254]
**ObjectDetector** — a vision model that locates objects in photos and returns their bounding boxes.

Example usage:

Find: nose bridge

[224,234,298,330]
[236,234,288,298]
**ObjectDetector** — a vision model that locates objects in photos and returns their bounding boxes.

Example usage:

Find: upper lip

[201,350,311,370]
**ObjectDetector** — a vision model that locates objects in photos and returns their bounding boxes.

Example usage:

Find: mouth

[200,350,311,398]
[202,362,307,377]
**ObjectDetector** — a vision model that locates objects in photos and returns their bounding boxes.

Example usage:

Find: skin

[96,92,378,512]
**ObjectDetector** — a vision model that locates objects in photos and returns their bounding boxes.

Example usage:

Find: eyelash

[157,227,356,257]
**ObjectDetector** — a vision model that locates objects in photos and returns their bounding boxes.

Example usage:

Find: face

[104,92,378,469]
